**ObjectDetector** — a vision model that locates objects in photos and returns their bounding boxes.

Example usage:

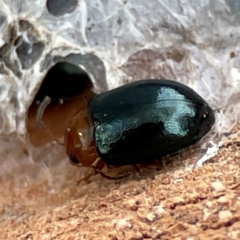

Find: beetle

[65,79,215,179]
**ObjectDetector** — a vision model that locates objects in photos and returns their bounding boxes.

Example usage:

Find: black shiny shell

[88,79,215,166]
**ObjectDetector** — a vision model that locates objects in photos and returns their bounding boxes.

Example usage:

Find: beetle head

[65,109,99,166]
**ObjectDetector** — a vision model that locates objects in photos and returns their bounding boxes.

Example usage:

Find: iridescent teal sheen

[89,79,215,166]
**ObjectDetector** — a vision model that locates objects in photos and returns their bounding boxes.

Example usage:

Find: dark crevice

[34,61,93,102]
[41,52,108,92]
[28,61,95,147]
[16,41,45,70]
[46,0,78,17]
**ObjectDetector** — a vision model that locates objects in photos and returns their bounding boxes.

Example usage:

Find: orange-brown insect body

[65,109,99,167]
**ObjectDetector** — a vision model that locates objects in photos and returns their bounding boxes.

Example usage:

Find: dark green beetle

[65,79,215,179]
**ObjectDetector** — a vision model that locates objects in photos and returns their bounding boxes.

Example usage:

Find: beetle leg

[132,164,144,177]
[97,171,131,180]
[93,159,132,180]
[106,164,117,169]
[77,168,95,185]
[36,95,51,129]
[133,164,140,173]
[77,159,131,182]
[153,158,163,171]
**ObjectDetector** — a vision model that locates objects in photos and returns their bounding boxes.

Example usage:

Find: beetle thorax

[65,109,99,166]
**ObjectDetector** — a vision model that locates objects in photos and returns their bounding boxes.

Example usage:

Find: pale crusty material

[0,141,239,240]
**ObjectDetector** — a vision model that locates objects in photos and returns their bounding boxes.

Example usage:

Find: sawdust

[0,140,240,239]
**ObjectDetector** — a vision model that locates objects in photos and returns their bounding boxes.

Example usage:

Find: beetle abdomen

[88,79,215,166]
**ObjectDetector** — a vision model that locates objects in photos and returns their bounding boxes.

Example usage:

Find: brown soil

[0,139,240,239]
